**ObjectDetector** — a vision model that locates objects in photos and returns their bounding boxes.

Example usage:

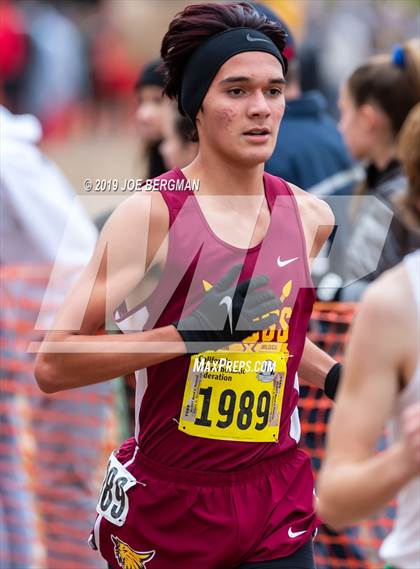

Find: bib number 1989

[195,387,271,431]
[179,352,286,443]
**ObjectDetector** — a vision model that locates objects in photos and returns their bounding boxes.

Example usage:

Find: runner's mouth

[243,128,271,136]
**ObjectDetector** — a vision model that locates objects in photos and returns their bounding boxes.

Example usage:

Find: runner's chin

[237,137,275,165]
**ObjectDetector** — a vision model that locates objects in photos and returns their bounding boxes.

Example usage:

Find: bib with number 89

[179,351,287,442]
[96,452,137,527]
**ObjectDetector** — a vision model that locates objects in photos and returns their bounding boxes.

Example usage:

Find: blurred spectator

[317,0,375,116]
[134,58,167,178]
[160,101,198,170]
[339,39,420,300]
[95,58,167,230]
[0,108,96,263]
[0,1,29,112]
[17,1,89,135]
[90,14,137,126]
[0,104,111,568]
[302,0,419,117]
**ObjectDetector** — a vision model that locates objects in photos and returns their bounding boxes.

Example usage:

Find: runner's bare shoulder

[360,264,416,383]
[64,191,171,323]
[288,183,335,255]
[97,191,169,277]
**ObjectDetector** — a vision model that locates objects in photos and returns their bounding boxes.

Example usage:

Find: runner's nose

[247,90,271,118]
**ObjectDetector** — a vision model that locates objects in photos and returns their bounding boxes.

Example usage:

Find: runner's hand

[175,264,279,353]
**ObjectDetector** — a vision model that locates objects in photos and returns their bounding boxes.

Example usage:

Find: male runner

[35,3,338,567]
[317,104,420,569]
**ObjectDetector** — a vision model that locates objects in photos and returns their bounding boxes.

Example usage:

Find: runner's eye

[227,88,246,97]
[266,88,283,97]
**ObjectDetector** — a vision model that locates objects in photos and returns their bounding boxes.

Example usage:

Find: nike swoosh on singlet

[246,33,272,44]
[219,295,233,333]
[277,256,299,268]
[288,527,307,539]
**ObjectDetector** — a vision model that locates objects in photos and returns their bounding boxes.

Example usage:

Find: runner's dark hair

[160,2,287,104]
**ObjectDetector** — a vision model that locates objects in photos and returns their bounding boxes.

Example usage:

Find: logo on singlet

[219,295,233,333]
[277,256,298,268]
[111,535,155,568]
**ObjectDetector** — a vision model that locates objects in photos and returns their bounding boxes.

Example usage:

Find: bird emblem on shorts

[111,535,155,569]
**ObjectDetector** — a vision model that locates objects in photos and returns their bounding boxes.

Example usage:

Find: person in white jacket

[0,105,111,568]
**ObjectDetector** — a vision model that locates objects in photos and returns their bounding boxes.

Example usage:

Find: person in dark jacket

[265,59,354,194]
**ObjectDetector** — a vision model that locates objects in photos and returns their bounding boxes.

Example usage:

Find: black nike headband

[179,27,288,123]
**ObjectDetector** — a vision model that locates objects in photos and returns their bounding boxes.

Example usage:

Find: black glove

[175,264,280,354]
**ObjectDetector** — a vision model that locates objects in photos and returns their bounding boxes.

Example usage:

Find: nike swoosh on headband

[246,33,272,44]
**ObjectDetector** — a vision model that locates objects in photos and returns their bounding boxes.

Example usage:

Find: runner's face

[338,83,372,161]
[160,103,197,169]
[196,52,285,166]
[135,85,165,142]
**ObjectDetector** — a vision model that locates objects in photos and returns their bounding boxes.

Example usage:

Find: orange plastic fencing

[1,266,394,568]
[1,266,117,569]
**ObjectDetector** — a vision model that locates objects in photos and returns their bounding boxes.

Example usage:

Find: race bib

[96,452,137,527]
[179,351,287,442]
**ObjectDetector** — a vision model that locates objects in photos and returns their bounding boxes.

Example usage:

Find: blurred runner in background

[134,58,167,179]
[318,102,420,569]
[159,101,198,171]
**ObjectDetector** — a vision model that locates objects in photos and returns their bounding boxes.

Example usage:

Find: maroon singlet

[114,167,315,472]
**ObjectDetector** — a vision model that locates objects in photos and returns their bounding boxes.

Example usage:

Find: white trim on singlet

[93,514,103,553]
[123,444,140,469]
[115,306,149,442]
[134,369,148,442]
[289,373,301,443]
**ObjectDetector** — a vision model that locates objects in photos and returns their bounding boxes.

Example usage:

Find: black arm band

[324,363,342,400]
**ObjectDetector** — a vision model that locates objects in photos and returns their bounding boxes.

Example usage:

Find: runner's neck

[182,153,265,197]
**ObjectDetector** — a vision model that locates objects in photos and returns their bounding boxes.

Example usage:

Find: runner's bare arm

[35,193,185,393]
[290,185,337,390]
[298,339,336,390]
[317,268,418,529]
